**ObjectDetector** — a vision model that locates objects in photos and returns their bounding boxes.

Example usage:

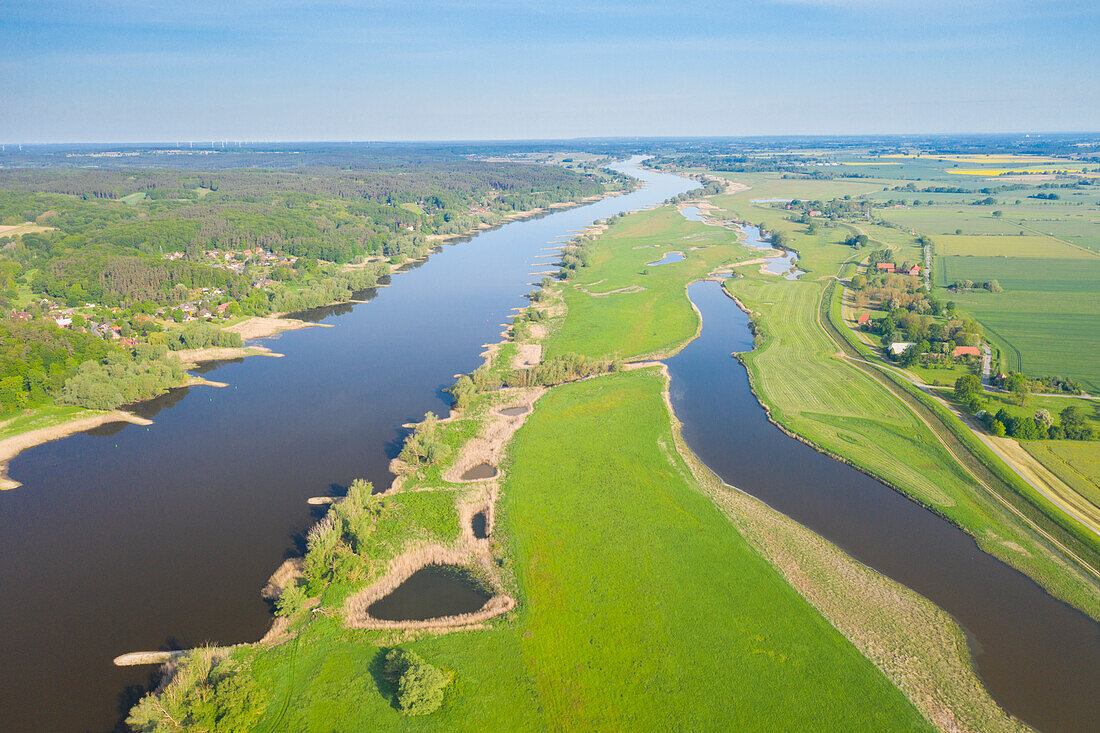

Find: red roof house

[906,264,921,276]
[876,262,895,272]
[857,313,870,325]
[952,346,981,358]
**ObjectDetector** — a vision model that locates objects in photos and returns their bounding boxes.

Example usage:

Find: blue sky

[2,0,1098,142]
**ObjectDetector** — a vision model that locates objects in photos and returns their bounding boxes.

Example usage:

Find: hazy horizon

[3,1,1099,143]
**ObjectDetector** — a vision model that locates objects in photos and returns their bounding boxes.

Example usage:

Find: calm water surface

[666,280,1100,733]
[679,206,802,278]
[365,565,490,622]
[0,159,694,732]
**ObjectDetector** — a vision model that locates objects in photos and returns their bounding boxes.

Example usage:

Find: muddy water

[366,565,490,621]
[460,463,498,481]
[666,280,1100,732]
[499,406,528,417]
[0,159,697,732]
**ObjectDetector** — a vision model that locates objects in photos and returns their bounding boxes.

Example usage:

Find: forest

[0,147,625,413]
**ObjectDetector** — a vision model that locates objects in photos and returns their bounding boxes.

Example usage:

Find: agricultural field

[1024,441,1100,509]
[935,233,1087,258]
[692,175,1100,613]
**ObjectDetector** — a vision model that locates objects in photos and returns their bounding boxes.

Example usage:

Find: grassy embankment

[701,176,1100,617]
[129,202,1022,731]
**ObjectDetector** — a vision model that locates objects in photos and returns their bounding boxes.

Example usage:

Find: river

[0,159,694,732]
[666,280,1100,733]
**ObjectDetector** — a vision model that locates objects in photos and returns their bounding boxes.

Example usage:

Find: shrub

[274,582,307,618]
[383,649,452,716]
[400,412,446,465]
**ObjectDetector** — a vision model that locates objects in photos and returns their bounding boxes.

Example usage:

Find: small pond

[472,511,489,539]
[645,251,685,266]
[366,565,491,621]
[461,462,498,481]
[500,406,529,417]
[679,205,706,222]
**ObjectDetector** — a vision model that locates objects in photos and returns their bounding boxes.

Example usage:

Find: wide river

[0,161,1095,731]
[0,159,693,732]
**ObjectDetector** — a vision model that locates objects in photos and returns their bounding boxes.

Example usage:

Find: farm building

[889,342,914,355]
[876,262,896,272]
[857,313,870,325]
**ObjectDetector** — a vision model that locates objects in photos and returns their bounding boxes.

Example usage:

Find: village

[7,246,305,346]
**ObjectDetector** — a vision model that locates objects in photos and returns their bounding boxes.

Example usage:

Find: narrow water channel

[0,159,696,732]
[666,280,1100,733]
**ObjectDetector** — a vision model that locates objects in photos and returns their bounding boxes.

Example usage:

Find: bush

[400,412,446,465]
[274,582,307,618]
[383,649,452,716]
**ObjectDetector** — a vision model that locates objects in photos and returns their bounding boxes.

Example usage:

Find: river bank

[0,157,694,732]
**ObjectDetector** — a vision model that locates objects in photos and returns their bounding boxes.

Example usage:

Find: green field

[879,209,1024,236]
[499,371,929,729]
[1023,440,1100,509]
[948,290,1100,391]
[547,207,750,360]
[938,256,1100,292]
[235,371,933,731]
[935,234,1089,258]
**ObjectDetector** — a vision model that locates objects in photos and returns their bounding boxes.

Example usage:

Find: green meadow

[547,206,749,360]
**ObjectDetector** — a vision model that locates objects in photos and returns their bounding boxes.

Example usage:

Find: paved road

[981,343,992,386]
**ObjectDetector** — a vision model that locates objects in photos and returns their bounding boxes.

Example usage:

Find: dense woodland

[0,147,625,412]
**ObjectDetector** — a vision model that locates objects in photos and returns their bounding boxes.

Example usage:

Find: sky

[2,0,1098,143]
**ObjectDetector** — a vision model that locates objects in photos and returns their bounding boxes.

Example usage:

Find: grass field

[938,255,1100,292]
[1023,441,1100,509]
[948,290,1100,391]
[878,209,1023,236]
[936,233,1089,258]
[546,206,751,360]
[239,371,933,731]
[0,404,99,441]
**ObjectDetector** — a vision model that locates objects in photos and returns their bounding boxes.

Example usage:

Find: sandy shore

[225,316,322,341]
[0,411,154,490]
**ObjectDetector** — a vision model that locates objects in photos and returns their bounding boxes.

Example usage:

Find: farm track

[820,278,1100,581]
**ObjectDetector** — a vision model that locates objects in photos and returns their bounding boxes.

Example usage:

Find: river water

[0,159,694,732]
[2,162,1096,732]
[666,280,1100,733]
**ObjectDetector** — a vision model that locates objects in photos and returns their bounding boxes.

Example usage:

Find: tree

[275,582,307,618]
[1004,372,1030,405]
[954,374,982,402]
[1034,409,1054,428]
[1059,405,1094,440]
[383,649,452,716]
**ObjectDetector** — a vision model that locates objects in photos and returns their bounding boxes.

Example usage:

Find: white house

[888,342,914,356]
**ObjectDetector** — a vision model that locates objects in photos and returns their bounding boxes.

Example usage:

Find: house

[952,345,981,358]
[54,316,72,328]
[889,342,914,355]
[11,311,31,322]
[216,303,230,314]
[876,262,896,272]
[857,313,870,325]
[906,264,921,276]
